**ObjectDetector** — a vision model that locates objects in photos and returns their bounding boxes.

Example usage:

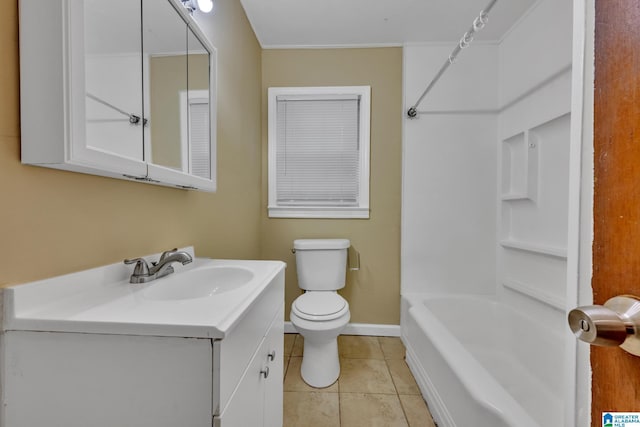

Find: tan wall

[260,49,403,325]
[0,0,262,286]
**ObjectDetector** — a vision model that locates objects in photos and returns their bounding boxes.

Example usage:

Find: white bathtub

[401,294,563,427]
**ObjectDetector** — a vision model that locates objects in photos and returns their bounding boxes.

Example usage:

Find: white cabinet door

[2,331,213,427]
[215,307,284,427]
[215,336,267,427]
[263,306,284,427]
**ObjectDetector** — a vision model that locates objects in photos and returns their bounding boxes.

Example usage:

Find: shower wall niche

[501,131,538,201]
[500,114,570,254]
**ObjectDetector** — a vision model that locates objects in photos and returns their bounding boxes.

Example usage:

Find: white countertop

[2,248,285,339]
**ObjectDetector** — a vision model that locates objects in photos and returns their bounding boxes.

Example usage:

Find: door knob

[568,295,640,356]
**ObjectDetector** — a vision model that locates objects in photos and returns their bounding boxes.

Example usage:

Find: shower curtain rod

[86,92,147,126]
[407,0,499,119]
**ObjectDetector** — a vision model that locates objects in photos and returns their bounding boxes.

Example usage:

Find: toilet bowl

[290,238,351,388]
[290,291,350,387]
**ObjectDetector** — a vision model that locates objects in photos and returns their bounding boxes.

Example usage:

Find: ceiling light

[196,0,213,13]
[181,0,213,14]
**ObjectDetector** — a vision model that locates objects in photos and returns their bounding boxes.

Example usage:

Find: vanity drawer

[215,268,284,413]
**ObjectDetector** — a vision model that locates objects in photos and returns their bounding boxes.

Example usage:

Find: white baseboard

[284,321,400,337]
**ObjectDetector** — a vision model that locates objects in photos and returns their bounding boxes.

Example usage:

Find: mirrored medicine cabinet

[20,0,217,191]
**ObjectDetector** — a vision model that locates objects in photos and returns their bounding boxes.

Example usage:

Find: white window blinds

[275,96,360,206]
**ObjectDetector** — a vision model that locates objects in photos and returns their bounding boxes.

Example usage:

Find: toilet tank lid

[293,239,350,250]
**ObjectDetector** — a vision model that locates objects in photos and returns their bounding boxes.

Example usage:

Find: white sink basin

[143,265,255,301]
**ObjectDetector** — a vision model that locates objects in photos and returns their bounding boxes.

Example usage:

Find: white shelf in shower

[499,239,567,259]
[502,278,565,311]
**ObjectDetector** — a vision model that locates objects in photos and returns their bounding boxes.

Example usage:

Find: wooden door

[592,0,640,423]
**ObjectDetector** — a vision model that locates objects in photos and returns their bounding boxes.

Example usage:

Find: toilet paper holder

[568,295,640,357]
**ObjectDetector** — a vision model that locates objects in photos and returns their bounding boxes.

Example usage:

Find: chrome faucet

[124,248,193,283]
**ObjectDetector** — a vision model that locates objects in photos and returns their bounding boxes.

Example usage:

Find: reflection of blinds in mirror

[189,101,210,179]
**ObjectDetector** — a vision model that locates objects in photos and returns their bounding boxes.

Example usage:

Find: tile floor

[282,334,437,427]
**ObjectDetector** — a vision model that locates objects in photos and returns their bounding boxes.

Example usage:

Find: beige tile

[284,392,340,427]
[399,395,437,427]
[387,359,420,395]
[340,393,409,427]
[291,334,304,356]
[338,335,384,359]
[379,336,406,360]
[339,358,396,394]
[284,357,339,392]
[284,333,296,356]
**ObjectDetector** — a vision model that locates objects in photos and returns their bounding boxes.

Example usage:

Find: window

[268,86,371,218]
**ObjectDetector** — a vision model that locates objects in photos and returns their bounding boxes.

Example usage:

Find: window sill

[268,206,370,219]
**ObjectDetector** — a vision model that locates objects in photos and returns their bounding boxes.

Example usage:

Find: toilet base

[300,338,340,388]
[290,307,349,389]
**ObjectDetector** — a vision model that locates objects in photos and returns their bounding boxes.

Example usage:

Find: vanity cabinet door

[215,336,267,427]
[214,306,284,427]
[263,306,284,427]
[2,331,213,427]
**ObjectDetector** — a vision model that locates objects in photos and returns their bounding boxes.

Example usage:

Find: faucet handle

[158,248,178,262]
[124,258,150,276]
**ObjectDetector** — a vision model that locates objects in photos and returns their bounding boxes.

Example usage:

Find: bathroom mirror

[145,4,212,180]
[84,0,145,161]
[185,27,212,179]
[20,0,217,191]
[145,0,190,170]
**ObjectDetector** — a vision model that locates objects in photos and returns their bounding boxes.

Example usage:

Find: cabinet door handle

[267,350,276,361]
[260,366,270,379]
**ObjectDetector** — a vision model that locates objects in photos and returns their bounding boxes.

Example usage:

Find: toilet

[290,238,351,388]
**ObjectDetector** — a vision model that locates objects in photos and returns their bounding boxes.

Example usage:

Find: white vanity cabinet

[1,262,284,427]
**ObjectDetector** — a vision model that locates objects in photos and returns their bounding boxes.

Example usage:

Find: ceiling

[239,0,538,48]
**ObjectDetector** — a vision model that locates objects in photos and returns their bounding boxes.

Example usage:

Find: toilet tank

[293,239,350,291]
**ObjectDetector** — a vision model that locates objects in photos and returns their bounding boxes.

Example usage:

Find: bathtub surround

[401,0,573,425]
[260,48,403,326]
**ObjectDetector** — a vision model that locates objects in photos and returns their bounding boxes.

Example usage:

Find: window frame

[267,86,371,219]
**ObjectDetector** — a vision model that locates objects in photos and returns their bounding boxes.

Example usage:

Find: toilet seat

[292,292,349,321]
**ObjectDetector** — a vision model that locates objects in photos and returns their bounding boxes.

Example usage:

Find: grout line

[385,359,401,395]
[397,394,413,427]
